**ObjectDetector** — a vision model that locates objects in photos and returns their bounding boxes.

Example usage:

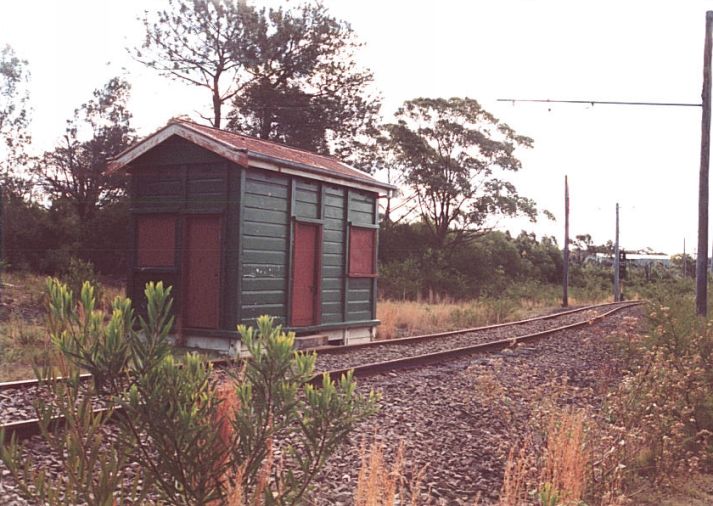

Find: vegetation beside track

[5,278,713,504]
[1,279,378,505]
[0,269,612,381]
[336,289,713,505]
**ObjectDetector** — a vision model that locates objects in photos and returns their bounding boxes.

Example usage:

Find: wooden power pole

[697,11,713,316]
[614,203,621,302]
[563,175,570,307]
[684,238,688,277]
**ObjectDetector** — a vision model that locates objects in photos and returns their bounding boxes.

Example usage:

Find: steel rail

[309,300,638,355]
[0,301,633,393]
[2,301,641,443]
[310,301,642,385]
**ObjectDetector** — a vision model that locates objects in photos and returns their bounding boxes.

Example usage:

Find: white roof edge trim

[248,159,392,195]
[107,123,247,172]
[108,123,394,194]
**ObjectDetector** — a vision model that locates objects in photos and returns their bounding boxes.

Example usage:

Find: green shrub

[61,257,103,306]
[1,279,378,505]
[606,292,713,485]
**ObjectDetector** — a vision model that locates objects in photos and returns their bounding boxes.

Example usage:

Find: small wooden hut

[108,120,395,353]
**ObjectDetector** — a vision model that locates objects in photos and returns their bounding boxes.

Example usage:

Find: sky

[2,0,713,254]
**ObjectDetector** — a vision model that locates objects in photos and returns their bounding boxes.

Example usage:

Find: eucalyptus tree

[387,97,539,248]
[134,0,251,128]
[134,0,380,166]
[0,45,31,196]
[34,77,134,221]
[226,2,380,163]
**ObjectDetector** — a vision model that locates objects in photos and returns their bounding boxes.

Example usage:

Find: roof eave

[107,122,397,195]
[247,151,397,195]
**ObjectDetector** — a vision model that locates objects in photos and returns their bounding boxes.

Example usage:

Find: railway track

[0,301,641,443]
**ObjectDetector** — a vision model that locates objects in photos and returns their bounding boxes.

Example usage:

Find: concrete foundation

[320,326,375,345]
[168,335,240,357]
[170,325,375,356]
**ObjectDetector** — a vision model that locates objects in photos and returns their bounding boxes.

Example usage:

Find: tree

[226,2,380,164]
[0,45,31,196]
[34,77,134,221]
[387,97,538,248]
[134,0,251,128]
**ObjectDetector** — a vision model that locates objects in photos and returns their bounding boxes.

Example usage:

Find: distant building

[587,252,671,268]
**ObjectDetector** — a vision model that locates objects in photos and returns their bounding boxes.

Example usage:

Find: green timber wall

[128,136,242,334]
[128,135,379,338]
[240,168,378,332]
[240,170,290,324]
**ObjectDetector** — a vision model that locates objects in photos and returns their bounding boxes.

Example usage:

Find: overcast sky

[3,0,713,254]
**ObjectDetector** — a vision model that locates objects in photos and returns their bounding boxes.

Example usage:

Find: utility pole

[697,11,713,316]
[684,238,688,277]
[563,175,570,307]
[0,185,3,305]
[614,203,620,302]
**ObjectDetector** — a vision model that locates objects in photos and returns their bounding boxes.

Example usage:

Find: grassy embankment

[0,271,124,381]
[376,283,610,339]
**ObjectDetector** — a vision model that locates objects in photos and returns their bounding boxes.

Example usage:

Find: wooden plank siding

[128,135,381,339]
[321,186,346,324]
[129,137,241,333]
[240,169,290,325]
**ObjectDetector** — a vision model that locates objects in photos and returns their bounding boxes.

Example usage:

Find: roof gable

[108,121,395,194]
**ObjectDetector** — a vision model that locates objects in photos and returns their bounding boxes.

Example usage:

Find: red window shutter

[349,227,376,277]
[136,215,177,267]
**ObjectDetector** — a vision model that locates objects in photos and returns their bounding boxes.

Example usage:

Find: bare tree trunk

[212,90,222,129]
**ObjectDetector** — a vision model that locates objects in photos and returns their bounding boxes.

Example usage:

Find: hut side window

[348,226,376,277]
[136,215,177,268]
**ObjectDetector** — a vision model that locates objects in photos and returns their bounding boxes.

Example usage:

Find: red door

[184,215,222,329]
[291,222,321,327]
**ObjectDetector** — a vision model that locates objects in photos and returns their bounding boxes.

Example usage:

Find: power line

[496,98,701,108]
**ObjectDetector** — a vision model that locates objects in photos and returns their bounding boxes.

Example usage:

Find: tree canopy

[134,0,250,128]
[134,0,380,166]
[225,2,380,163]
[387,97,538,247]
[0,45,31,196]
[34,77,134,221]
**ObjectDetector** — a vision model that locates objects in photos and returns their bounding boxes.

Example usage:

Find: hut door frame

[182,214,223,330]
[290,220,322,327]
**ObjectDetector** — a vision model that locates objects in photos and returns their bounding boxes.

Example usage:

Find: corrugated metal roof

[180,121,383,187]
[108,120,395,193]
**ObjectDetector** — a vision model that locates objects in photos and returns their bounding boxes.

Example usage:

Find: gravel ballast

[0,304,643,505]
[308,305,642,505]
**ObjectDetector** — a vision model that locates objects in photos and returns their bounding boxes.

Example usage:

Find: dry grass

[539,409,589,505]
[354,436,427,506]
[0,271,125,381]
[498,409,590,506]
[376,290,608,340]
[0,271,52,380]
[499,440,534,506]
[376,299,521,340]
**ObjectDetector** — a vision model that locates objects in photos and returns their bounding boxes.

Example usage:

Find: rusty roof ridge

[178,121,248,153]
[107,119,397,192]
[248,149,397,191]
[177,119,351,165]
[178,120,397,191]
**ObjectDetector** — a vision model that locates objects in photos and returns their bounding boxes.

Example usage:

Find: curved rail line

[309,300,638,356]
[0,300,636,393]
[311,301,641,384]
[1,301,641,442]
